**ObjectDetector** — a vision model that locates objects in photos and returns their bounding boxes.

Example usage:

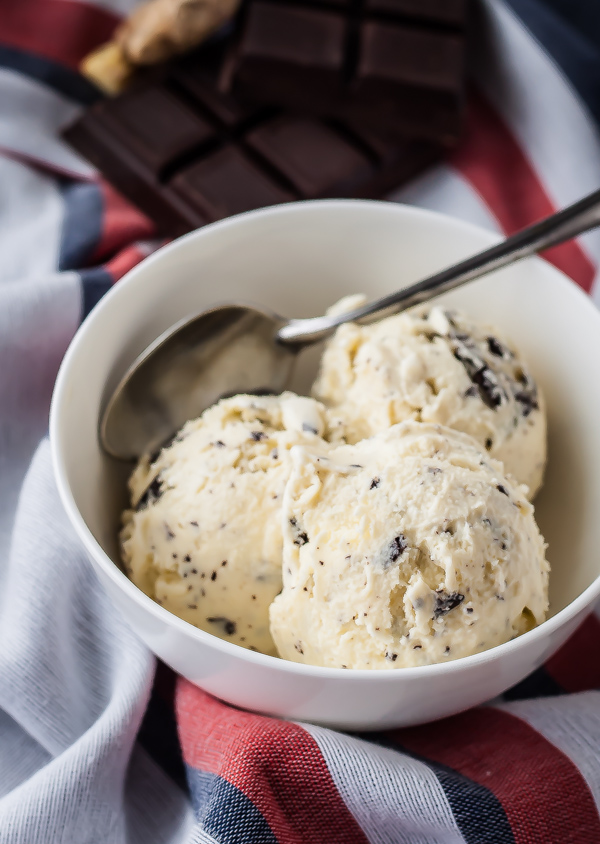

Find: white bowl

[50,200,600,730]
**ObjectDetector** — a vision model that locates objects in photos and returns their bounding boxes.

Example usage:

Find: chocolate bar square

[246,116,374,198]
[235,2,346,105]
[171,146,293,220]
[104,86,215,174]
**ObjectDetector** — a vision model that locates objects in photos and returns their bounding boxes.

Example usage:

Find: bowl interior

[54,200,600,623]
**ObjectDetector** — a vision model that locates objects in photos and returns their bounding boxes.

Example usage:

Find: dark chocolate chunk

[385,651,398,661]
[250,430,267,441]
[433,590,464,618]
[136,475,163,510]
[207,616,237,635]
[370,476,381,489]
[496,484,509,497]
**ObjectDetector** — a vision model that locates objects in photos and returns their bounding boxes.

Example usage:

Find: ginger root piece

[80,42,135,95]
[80,0,240,94]
[115,0,241,65]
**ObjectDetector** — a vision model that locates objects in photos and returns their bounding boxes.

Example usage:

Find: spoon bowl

[101,304,295,459]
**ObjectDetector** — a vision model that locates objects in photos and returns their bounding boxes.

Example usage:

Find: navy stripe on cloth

[506,0,600,126]
[59,181,103,271]
[502,665,564,701]
[359,733,515,844]
[80,267,112,319]
[136,684,188,794]
[0,43,101,105]
[187,768,278,844]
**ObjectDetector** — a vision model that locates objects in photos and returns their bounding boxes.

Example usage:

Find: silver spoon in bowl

[101,190,600,460]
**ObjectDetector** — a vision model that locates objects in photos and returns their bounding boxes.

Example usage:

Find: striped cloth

[1,0,600,841]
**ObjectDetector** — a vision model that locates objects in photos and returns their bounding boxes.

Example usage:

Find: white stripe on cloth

[0,157,64,284]
[0,273,80,566]
[390,164,503,234]
[0,69,94,179]
[0,441,194,843]
[499,692,600,817]
[474,0,600,271]
[301,723,465,844]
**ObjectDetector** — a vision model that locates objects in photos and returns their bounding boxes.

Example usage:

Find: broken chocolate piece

[63,41,441,237]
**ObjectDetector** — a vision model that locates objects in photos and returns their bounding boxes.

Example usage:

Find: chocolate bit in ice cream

[451,335,506,410]
[513,371,539,417]
[433,590,464,618]
[136,475,164,510]
[370,477,381,489]
[383,535,407,567]
[207,616,236,635]
[487,336,509,357]
[250,431,266,441]
[290,517,309,546]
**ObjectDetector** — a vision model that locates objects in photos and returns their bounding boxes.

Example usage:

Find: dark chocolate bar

[223,0,468,143]
[64,44,441,237]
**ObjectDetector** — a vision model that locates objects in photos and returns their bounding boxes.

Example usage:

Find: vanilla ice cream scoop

[313,306,546,497]
[121,392,328,655]
[269,422,549,669]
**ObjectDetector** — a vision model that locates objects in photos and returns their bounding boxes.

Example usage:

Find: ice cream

[270,422,549,669]
[120,392,328,655]
[313,306,546,497]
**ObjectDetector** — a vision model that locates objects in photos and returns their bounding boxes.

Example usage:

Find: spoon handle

[278,187,600,346]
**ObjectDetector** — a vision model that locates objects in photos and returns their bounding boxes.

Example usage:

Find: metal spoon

[101,189,600,460]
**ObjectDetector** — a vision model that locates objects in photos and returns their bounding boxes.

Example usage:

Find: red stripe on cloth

[450,92,596,292]
[0,0,119,70]
[394,707,600,844]
[104,244,150,282]
[91,181,155,264]
[544,613,600,693]
[176,680,369,844]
